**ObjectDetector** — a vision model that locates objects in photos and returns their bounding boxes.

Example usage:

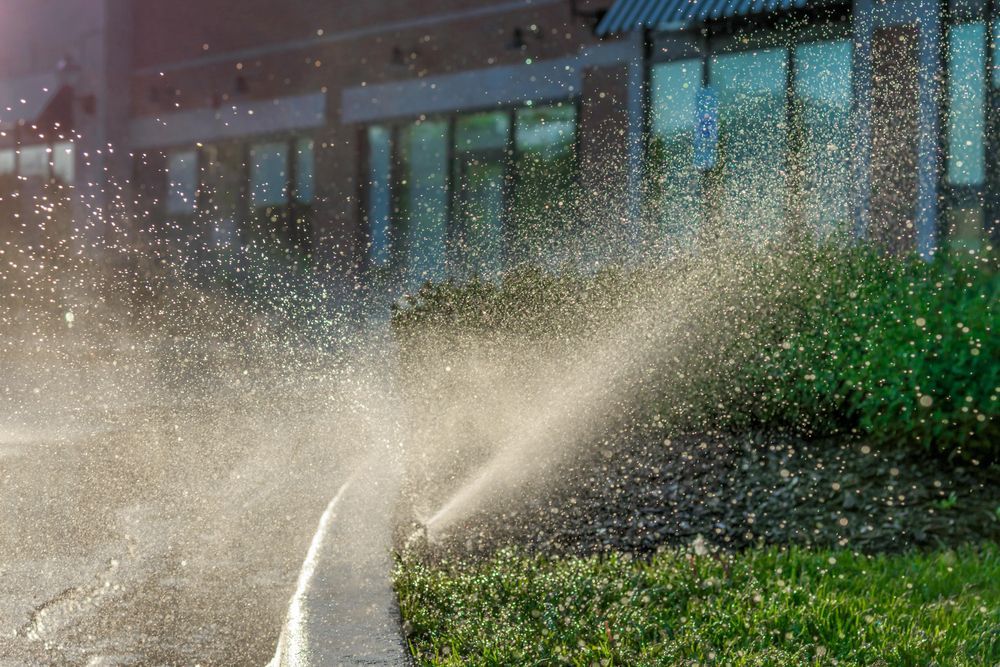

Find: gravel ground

[415,430,1000,559]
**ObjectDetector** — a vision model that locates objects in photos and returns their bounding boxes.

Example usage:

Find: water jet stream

[419,254,745,539]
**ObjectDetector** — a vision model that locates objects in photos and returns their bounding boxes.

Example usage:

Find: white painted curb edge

[268,471,358,667]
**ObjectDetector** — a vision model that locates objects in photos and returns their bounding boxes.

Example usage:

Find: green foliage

[391,247,998,459]
[395,543,1000,666]
[736,248,999,458]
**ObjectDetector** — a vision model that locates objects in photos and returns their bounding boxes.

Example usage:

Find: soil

[410,431,1000,559]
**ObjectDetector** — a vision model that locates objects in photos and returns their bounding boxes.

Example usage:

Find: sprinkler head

[403,521,429,553]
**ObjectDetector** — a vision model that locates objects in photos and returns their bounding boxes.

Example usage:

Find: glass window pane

[710,48,789,236]
[295,137,314,203]
[18,145,49,179]
[52,142,74,184]
[166,149,197,214]
[795,39,854,234]
[949,0,987,21]
[400,120,449,284]
[454,112,510,278]
[0,149,14,175]
[249,141,288,207]
[201,143,242,246]
[513,104,577,262]
[649,59,701,244]
[947,22,986,186]
[455,111,509,151]
[366,125,392,267]
[516,104,575,157]
[944,204,985,251]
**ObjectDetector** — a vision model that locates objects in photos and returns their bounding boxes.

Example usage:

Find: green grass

[395,543,1000,666]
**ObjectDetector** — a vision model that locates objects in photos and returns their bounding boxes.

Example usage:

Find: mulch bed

[404,431,1000,559]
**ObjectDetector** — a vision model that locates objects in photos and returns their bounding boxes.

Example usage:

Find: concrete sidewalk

[269,458,410,667]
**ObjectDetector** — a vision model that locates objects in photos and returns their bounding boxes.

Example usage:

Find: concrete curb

[269,461,411,666]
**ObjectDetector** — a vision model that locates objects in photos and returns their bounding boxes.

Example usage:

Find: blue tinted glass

[367,125,392,267]
[402,120,449,284]
[948,22,987,186]
[166,150,197,214]
[250,141,288,207]
[795,40,854,233]
[295,138,314,204]
[649,59,701,243]
[710,48,789,233]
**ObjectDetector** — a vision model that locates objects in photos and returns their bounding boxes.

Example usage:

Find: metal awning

[596,0,813,35]
[0,72,69,132]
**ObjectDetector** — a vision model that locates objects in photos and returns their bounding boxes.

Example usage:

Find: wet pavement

[269,456,410,667]
[0,396,359,666]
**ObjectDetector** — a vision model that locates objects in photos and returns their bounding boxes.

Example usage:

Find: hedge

[391,244,998,460]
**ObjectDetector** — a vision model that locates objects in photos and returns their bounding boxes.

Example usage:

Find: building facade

[0,0,994,295]
[124,0,637,289]
[607,0,998,259]
[0,0,131,252]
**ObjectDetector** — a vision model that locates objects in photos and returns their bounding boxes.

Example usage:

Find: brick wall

[127,0,620,279]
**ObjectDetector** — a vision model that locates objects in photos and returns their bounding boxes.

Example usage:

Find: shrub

[739,248,998,458]
[390,246,998,460]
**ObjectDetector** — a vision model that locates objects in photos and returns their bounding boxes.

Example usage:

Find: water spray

[403,521,430,552]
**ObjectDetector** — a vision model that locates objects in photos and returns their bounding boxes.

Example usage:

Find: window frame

[940,1,999,251]
[647,13,854,235]
[359,97,581,279]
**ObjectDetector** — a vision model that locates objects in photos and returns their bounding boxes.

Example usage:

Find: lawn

[395,543,1000,666]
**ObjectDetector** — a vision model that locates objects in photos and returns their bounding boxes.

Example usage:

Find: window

[6,143,75,184]
[52,142,74,184]
[250,141,288,208]
[649,60,701,244]
[166,150,197,214]
[648,26,854,244]
[710,47,790,238]
[453,111,510,278]
[18,145,50,180]
[947,23,987,187]
[201,143,242,246]
[363,102,578,281]
[294,137,315,204]
[513,103,577,262]
[0,149,13,175]
[399,120,448,284]
[247,138,314,261]
[795,39,854,234]
[366,125,393,268]
[942,11,996,252]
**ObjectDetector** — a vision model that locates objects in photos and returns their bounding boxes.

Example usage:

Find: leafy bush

[391,246,998,460]
[734,248,998,459]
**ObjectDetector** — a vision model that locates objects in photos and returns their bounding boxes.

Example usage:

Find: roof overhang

[596,0,815,35]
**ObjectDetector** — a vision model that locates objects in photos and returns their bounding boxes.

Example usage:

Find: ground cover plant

[395,543,1000,666]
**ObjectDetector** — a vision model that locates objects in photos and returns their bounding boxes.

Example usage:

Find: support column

[851,0,874,240]
[915,0,942,258]
[624,29,647,250]
[71,0,132,262]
